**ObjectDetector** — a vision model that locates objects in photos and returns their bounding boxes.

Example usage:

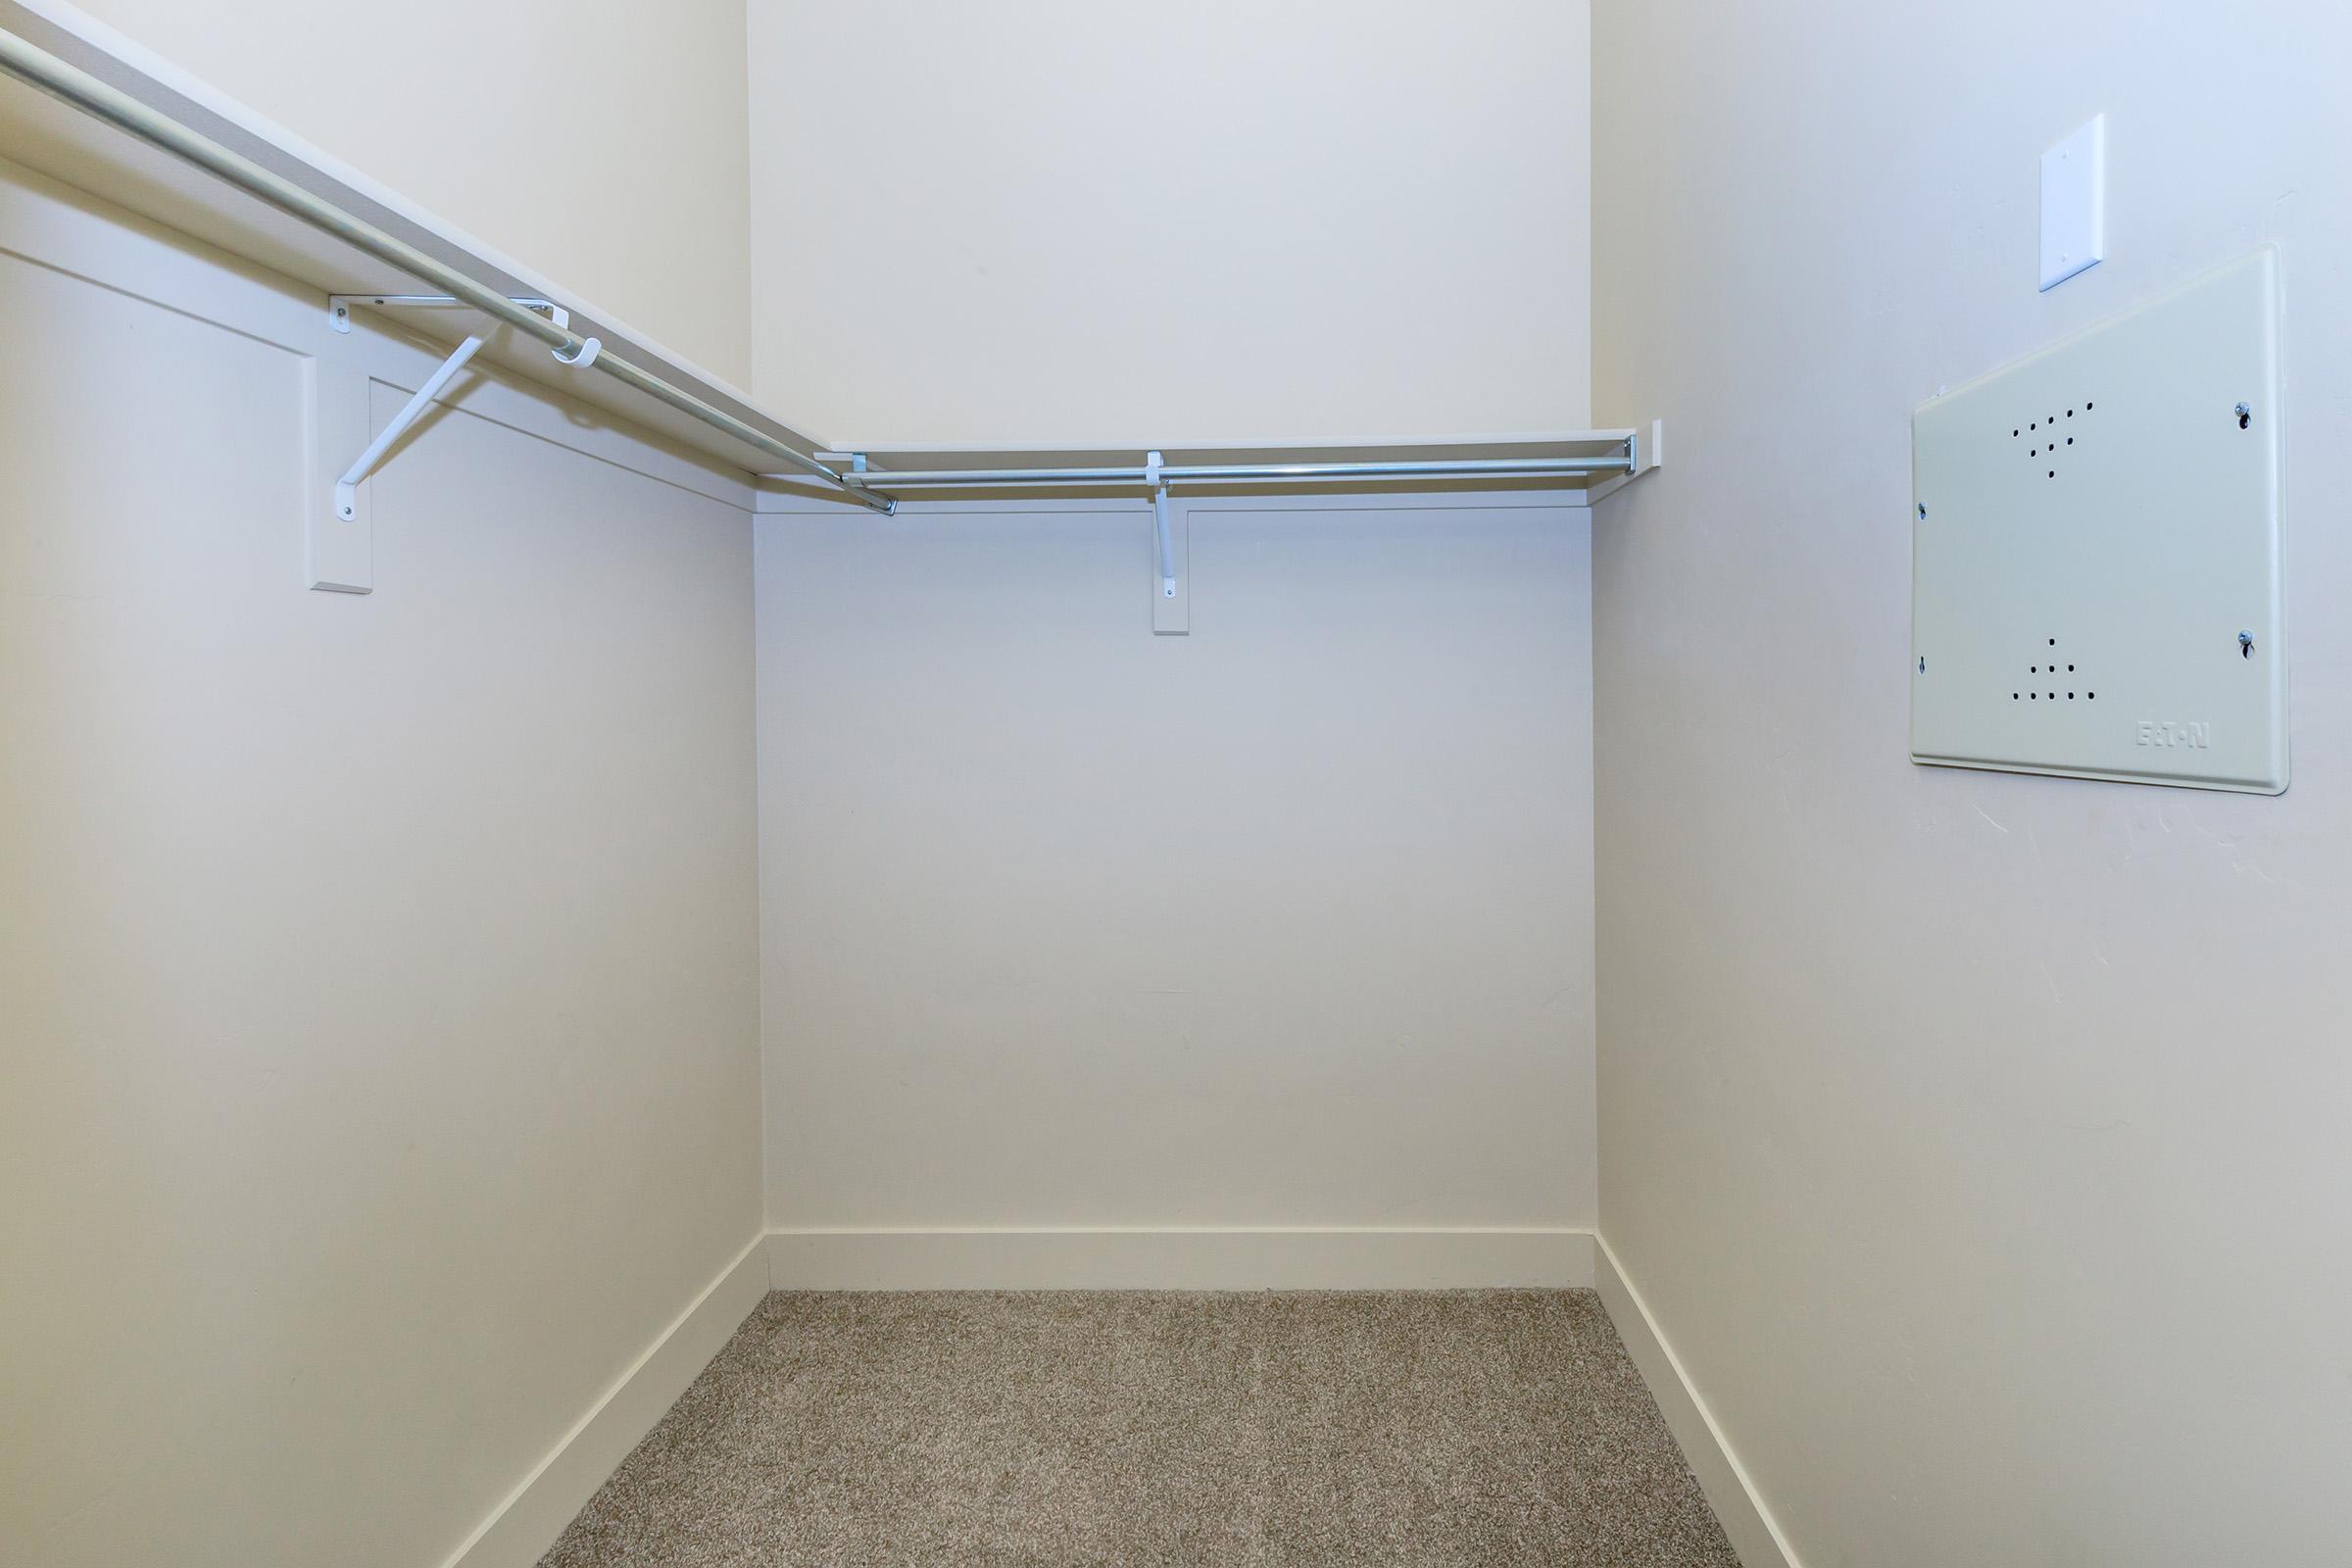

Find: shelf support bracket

[325,294,600,529]
[332,333,486,522]
[1148,451,1174,596]
[1148,450,1189,635]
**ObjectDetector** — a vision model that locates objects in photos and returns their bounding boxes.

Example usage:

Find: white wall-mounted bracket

[327,292,576,523]
[1147,449,1172,594]
[1146,450,1189,635]
[332,332,486,525]
[316,293,613,593]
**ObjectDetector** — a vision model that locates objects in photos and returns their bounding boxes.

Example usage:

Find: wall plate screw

[2235,402,2252,429]
[1917,503,1927,519]
[2239,630,2255,658]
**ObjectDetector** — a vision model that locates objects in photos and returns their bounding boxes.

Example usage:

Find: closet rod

[0,27,893,515]
[837,454,1634,491]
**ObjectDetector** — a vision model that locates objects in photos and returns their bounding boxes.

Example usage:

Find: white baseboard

[440,1235,771,1568]
[765,1226,1593,1290]
[1595,1235,1800,1568]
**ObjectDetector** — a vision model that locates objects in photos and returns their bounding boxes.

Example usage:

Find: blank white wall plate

[1911,248,2285,794]
[2039,114,2106,291]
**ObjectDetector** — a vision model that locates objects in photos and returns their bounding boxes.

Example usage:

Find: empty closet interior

[4,2,2346,1566]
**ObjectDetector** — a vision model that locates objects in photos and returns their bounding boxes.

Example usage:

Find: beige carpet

[539,1289,1740,1567]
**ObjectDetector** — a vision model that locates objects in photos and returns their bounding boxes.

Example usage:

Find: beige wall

[66,0,756,386]
[0,160,762,1568]
[1592,2,2352,1564]
[745,0,1591,445]
[756,494,1595,1242]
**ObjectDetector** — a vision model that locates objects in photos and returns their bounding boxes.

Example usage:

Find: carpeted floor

[539,1289,1740,1567]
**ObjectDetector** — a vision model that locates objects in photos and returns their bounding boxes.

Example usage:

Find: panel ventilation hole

[2011,400,2092,478]
[2012,636,2093,704]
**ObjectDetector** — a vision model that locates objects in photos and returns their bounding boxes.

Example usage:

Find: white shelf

[0,0,837,486]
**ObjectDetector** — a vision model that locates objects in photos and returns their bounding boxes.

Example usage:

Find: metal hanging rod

[0,26,893,515]
[814,449,1639,494]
